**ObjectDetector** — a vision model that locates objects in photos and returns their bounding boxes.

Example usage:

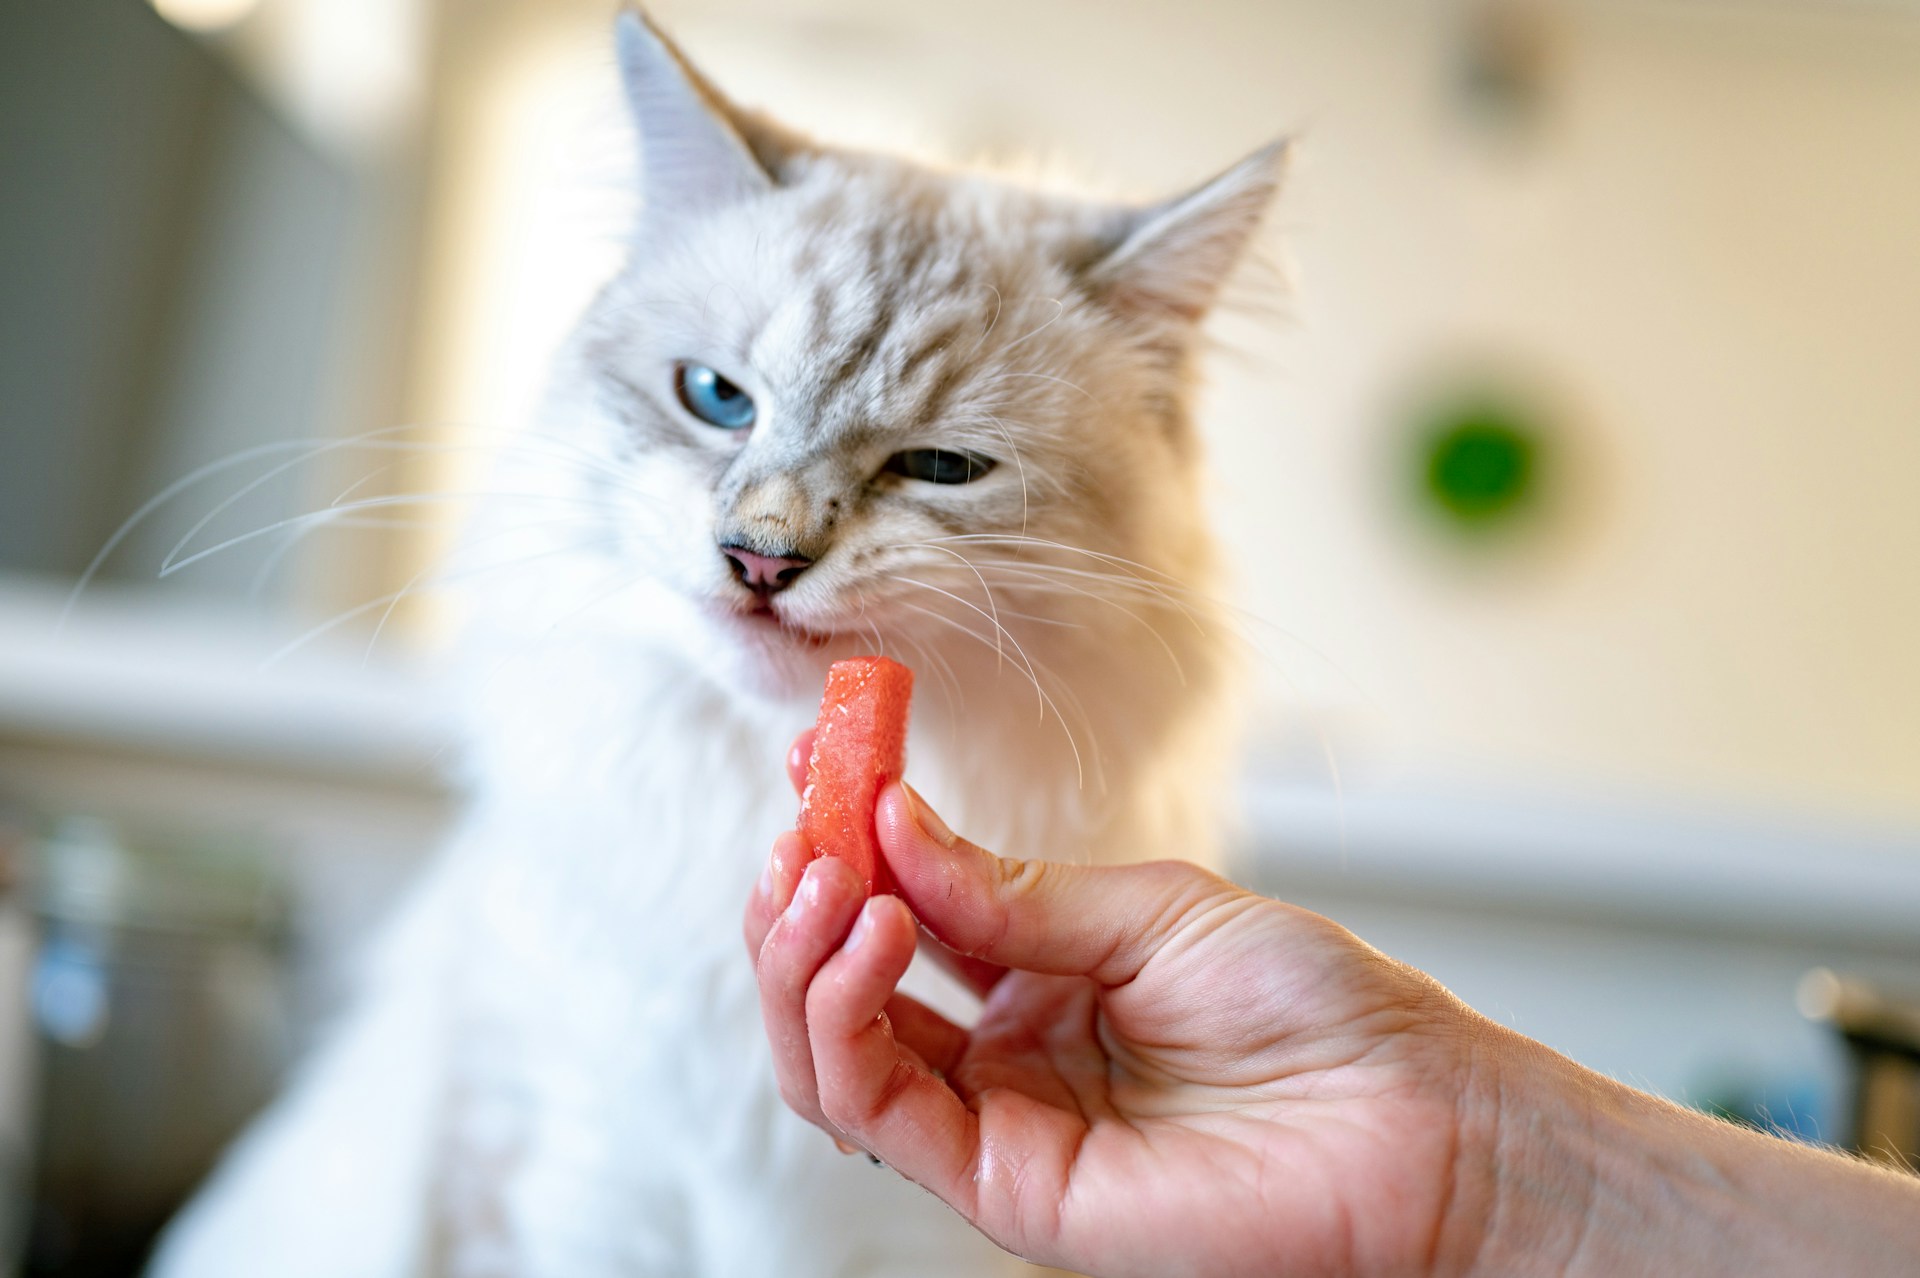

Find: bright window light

[151,0,263,34]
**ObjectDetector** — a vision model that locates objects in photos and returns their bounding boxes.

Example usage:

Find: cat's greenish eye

[885,449,997,485]
[674,363,756,430]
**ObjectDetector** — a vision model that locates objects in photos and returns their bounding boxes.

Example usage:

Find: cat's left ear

[615,7,814,223]
[1083,139,1289,323]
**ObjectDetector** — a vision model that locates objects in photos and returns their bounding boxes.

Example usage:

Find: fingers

[751,836,1086,1256]
[804,893,980,1183]
[753,849,973,1137]
[876,783,1241,987]
[804,892,1086,1253]
[786,729,817,797]
[756,855,865,1127]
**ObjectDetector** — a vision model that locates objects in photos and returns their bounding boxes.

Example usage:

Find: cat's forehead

[643,161,1108,434]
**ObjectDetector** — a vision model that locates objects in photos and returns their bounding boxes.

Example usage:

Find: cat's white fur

[149,10,1280,1276]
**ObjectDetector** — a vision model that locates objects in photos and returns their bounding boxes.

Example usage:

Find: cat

[147,7,1281,1276]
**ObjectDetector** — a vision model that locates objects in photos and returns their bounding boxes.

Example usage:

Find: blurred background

[2,0,1918,1271]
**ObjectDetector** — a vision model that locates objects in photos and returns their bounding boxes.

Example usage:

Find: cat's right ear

[615,8,812,223]
[1082,139,1289,324]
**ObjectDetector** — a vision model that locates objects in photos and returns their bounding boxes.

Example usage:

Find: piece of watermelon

[797,656,914,897]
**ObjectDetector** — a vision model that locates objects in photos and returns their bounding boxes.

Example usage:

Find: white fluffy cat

[149,9,1281,1276]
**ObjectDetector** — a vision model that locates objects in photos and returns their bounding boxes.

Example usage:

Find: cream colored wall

[406,0,1920,823]
[1189,3,1920,823]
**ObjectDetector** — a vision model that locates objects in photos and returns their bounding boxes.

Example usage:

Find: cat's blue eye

[674,363,756,430]
[884,449,996,485]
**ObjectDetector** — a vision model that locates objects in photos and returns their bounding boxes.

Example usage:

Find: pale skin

[745,737,1920,1278]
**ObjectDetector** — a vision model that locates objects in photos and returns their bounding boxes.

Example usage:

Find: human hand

[744,738,1920,1278]
[745,742,1506,1277]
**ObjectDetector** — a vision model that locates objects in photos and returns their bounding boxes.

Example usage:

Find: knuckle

[761,930,815,1003]
[1147,860,1238,917]
[802,970,840,1028]
[817,1084,857,1130]
[823,1058,912,1132]
[1144,858,1224,896]
[755,922,787,978]
[987,855,1050,949]
[992,854,1052,901]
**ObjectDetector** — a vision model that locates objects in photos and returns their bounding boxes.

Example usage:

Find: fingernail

[833,1138,858,1156]
[843,906,874,952]
[756,861,773,901]
[903,783,957,848]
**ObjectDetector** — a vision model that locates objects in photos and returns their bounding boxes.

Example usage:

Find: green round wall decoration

[1413,397,1547,534]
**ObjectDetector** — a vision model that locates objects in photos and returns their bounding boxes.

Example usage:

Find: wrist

[1441,1022,1920,1278]
[1427,1024,1603,1278]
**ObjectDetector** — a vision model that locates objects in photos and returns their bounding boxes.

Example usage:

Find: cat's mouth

[724,600,835,649]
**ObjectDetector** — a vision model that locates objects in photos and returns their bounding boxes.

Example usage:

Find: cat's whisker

[968,284,1004,356]
[888,586,1085,789]
[988,608,1082,629]
[1028,650,1105,796]
[261,530,633,669]
[976,413,1031,539]
[1003,549,1369,704]
[890,575,1036,699]
[994,296,1064,355]
[62,430,428,631]
[160,490,632,579]
[997,561,1351,826]
[903,630,965,732]
[964,561,1188,686]
[997,370,1102,409]
[929,540,1356,824]
[993,562,1211,633]
[161,428,651,578]
[887,599,1021,717]
[923,531,1331,658]
[360,514,647,663]
[246,443,603,599]
[850,590,962,725]
[917,532,1187,588]
[916,534,1230,641]
[247,514,439,600]
[328,458,410,508]
[941,552,1214,640]
[908,544,1010,675]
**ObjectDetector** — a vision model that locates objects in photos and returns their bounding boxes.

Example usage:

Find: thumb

[874,783,1237,987]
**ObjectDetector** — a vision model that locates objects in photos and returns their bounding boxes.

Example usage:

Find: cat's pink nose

[721,543,813,595]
